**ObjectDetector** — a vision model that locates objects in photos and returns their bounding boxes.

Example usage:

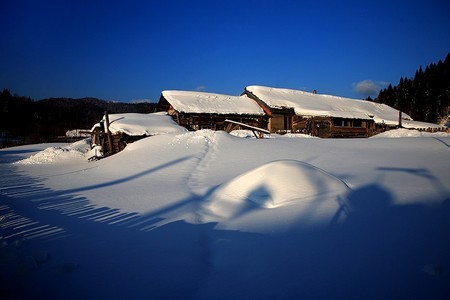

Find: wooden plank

[224,119,270,134]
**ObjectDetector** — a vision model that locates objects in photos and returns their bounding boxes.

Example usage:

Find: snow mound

[170,129,217,146]
[15,139,91,165]
[281,133,319,138]
[229,130,259,138]
[204,160,349,218]
[372,128,450,138]
[228,130,274,139]
[229,130,317,139]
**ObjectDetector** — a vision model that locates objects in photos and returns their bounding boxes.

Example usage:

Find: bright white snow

[162,90,265,115]
[372,128,450,138]
[202,160,350,232]
[14,139,91,165]
[104,112,187,136]
[1,126,449,299]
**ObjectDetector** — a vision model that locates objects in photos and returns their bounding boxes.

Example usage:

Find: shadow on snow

[1,160,450,300]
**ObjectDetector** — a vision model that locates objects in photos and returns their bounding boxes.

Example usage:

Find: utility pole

[104,111,113,155]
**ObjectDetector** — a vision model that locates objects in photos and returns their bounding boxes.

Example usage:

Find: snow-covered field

[1,123,449,299]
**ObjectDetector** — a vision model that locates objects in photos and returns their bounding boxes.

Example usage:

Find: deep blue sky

[1,0,449,102]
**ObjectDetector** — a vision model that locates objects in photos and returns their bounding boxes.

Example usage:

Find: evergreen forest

[372,53,450,125]
[0,90,156,148]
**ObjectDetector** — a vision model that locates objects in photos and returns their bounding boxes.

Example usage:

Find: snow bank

[372,128,450,138]
[105,112,187,136]
[14,139,91,164]
[229,130,260,138]
[228,130,276,139]
[281,132,319,138]
[229,130,317,139]
[400,119,446,130]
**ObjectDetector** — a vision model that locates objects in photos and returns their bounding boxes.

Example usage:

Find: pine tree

[372,53,450,123]
[412,66,425,120]
[385,84,396,107]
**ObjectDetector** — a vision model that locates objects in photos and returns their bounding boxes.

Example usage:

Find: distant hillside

[373,53,450,125]
[0,90,157,148]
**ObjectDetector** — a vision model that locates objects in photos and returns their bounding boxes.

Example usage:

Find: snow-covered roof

[246,85,413,125]
[162,90,265,115]
[101,112,187,136]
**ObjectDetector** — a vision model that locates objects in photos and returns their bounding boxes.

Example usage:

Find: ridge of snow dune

[371,128,450,138]
[208,160,349,208]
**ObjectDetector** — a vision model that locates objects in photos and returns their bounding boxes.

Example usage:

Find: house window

[353,120,362,127]
[333,118,343,127]
[284,116,292,130]
[334,118,363,128]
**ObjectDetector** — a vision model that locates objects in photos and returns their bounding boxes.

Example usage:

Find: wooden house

[244,85,406,138]
[90,112,186,159]
[90,113,144,158]
[157,90,267,131]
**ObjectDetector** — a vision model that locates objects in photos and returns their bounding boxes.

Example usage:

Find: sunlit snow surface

[202,160,350,232]
[162,90,264,115]
[1,128,449,299]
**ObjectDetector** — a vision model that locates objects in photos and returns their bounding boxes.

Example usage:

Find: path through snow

[182,130,219,196]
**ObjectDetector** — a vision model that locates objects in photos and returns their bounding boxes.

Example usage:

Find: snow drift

[372,128,450,138]
[205,160,348,208]
[14,139,91,165]
[1,126,449,300]
[202,160,350,232]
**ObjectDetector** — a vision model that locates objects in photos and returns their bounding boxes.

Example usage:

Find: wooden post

[104,111,113,155]
[398,111,402,128]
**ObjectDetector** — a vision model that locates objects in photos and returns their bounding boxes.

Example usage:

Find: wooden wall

[292,116,375,138]
[173,113,267,132]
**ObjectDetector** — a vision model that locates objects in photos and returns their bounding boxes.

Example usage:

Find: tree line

[372,53,450,125]
[0,89,156,148]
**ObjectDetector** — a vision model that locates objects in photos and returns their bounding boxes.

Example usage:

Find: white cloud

[195,85,206,92]
[130,99,152,103]
[353,80,388,97]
